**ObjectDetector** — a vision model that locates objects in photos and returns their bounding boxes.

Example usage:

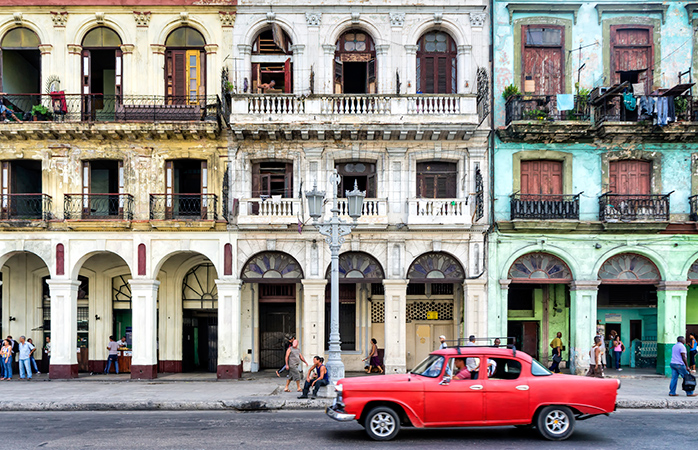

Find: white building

[0,0,490,379]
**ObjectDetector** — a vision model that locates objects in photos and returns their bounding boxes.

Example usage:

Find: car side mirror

[439,376,451,385]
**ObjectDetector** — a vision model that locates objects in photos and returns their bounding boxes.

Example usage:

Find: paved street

[2,410,695,449]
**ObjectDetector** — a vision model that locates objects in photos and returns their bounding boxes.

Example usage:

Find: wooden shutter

[284,162,293,198]
[118,160,124,214]
[367,172,376,198]
[165,160,173,217]
[284,58,292,93]
[201,160,208,218]
[367,58,376,94]
[82,161,90,215]
[114,48,123,99]
[251,63,260,92]
[521,160,562,195]
[1,161,9,212]
[166,50,187,103]
[609,160,651,195]
[437,57,448,93]
[522,26,564,95]
[611,26,653,93]
[81,49,91,120]
[334,58,343,93]
[185,50,200,104]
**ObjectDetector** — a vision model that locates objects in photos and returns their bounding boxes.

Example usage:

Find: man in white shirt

[104,336,120,374]
[439,335,447,349]
[18,336,34,380]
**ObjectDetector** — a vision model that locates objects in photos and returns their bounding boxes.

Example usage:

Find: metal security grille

[77,307,89,331]
[371,300,384,323]
[407,301,453,321]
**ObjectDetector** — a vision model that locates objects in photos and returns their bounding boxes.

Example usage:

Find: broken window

[334,30,376,94]
[251,162,293,198]
[1,28,41,115]
[251,26,293,93]
[416,162,457,199]
[611,26,653,94]
[165,27,207,104]
[336,162,376,198]
[416,31,457,94]
[522,25,563,95]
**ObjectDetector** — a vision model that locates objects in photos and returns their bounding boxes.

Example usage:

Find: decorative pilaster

[38,44,53,55]
[47,279,80,379]
[569,280,601,375]
[133,11,152,28]
[656,281,691,376]
[50,11,69,28]
[215,279,243,379]
[129,279,160,379]
[302,279,328,360]
[219,11,236,28]
[383,279,408,374]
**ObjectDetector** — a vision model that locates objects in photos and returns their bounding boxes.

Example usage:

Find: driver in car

[453,358,471,380]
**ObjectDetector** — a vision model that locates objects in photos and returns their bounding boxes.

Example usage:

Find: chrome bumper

[326,405,356,422]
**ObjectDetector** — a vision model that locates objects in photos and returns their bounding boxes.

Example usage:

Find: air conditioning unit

[590,87,609,102]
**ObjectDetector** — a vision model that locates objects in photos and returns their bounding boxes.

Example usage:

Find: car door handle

[470,384,484,390]
[516,385,530,391]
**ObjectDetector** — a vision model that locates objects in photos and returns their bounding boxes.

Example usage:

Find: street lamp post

[305,169,365,383]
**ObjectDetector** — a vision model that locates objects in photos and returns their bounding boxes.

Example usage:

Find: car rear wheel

[536,406,575,441]
[364,406,400,441]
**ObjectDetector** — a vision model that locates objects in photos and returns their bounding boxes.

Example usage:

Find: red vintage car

[326,345,620,441]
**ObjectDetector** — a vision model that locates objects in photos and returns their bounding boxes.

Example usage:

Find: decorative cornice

[404,44,418,55]
[67,44,82,54]
[50,11,69,28]
[322,44,336,55]
[219,11,236,27]
[506,3,582,25]
[569,280,601,291]
[376,44,390,56]
[656,281,691,291]
[389,12,405,28]
[237,43,252,56]
[204,44,218,54]
[38,44,53,55]
[150,44,165,55]
[305,12,321,27]
[470,12,486,28]
[133,11,151,28]
[290,44,305,54]
[499,279,512,289]
[595,3,668,25]
[458,44,472,55]
[120,44,135,54]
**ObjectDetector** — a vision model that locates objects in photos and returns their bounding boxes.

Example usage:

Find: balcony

[0,194,52,221]
[510,194,580,220]
[149,194,218,221]
[236,197,302,228]
[64,194,134,221]
[229,94,479,141]
[599,193,671,223]
[0,94,223,140]
[335,198,388,226]
[406,198,470,226]
[499,95,591,142]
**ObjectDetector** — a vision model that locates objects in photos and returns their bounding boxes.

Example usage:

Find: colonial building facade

[492,1,698,376]
[0,0,490,378]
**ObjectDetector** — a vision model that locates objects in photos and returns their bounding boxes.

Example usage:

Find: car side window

[449,357,481,380]
[531,358,553,376]
[485,358,522,380]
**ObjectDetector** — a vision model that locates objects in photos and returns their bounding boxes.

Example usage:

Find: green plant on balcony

[675,96,687,114]
[31,104,52,121]
[523,109,548,120]
[502,84,521,100]
[224,81,235,94]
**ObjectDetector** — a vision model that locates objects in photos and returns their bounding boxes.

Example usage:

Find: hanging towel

[667,96,675,122]
[622,92,637,111]
[632,83,646,96]
[556,94,575,111]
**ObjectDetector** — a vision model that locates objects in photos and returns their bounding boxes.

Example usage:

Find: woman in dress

[364,338,383,374]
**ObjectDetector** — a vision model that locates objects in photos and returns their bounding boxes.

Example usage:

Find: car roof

[430,346,533,362]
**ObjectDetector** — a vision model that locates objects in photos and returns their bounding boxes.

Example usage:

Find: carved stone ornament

[219,11,236,27]
[150,44,166,54]
[305,12,322,27]
[51,11,69,27]
[38,44,53,55]
[67,44,82,55]
[351,12,360,24]
[120,44,135,55]
[470,12,486,28]
[95,12,105,24]
[434,12,443,25]
[204,44,218,54]
[180,12,189,24]
[13,12,23,25]
[266,11,276,23]
[389,12,405,27]
[133,11,152,27]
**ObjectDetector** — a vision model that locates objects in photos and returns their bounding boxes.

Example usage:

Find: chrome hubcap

[544,410,569,435]
[370,412,395,437]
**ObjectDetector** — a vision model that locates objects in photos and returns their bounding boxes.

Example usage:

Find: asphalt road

[4,410,695,449]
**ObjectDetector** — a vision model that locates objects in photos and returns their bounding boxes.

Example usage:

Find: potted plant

[523,109,548,121]
[502,84,521,101]
[224,81,235,94]
[31,104,52,121]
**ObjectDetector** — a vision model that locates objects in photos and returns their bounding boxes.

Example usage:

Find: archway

[405,252,464,368]
[165,26,207,103]
[251,27,293,93]
[334,30,376,94]
[241,251,303,370]
[507,252,572,364]
[81,26,123,120]
[597,253,661,370]
[1,27,41,117]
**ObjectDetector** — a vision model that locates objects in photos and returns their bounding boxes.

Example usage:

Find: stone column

[463,279,487,338]
[237,44,252,93]
[291,45,305,95]
[383,279,408,373]
[375,44,390,94]
[404,45,417,94]
[492,279,511,338]
[150,45,166,97]
[569,280,600,375]
[322,44,336,94]
[302,279,328,360]
[216,278,243,379]
[47,279,80,379]
[657,281,690,376]
[457,45,472,94]
[129,279,160,379]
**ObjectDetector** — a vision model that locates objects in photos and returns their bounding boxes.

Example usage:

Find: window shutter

[165,160,173,217]
[424,57,435,93]
[444,172,456,198]
[201,160,208,218]
[251,63,260,92]
[173,50,186,101]
[334,58,343,94]
[82,161,91,215]
[437,57,447,94]
[1,161,8,212]
[367,58,376,93]
[251,163,261,197]
[284,58,292,94]
[115,48,123,99]
[367,172,376,198]
[81,49,91,95]
[284,162,293,198]
[118,160,124,213]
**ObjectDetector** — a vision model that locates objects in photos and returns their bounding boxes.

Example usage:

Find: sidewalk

[0,370,695,411]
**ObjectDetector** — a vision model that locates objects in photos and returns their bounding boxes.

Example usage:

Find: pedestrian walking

[608,330,618,369]
[104,336,119,374]
[17,336,34,380]
[298,356,330,399]
[549,332,563,373]
[0,339,12,380]
[283,339,307,392]
[27,338,39,374]
[276,335,294,377]
[363,338,383,374]
[612,335,625,371]
[41,336,51,374]
[439,335,448,350]
[586,336,604,378]
[669,336,695,397]
[688,333,697,374]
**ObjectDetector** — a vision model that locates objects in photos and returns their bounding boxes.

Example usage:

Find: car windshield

[411,354,445,378]
[531,358,553,376]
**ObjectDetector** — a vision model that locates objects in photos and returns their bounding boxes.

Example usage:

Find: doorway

[508,321,539,360]
[258,283,296,370]
[166,159,207,219]
[182,310,217,372]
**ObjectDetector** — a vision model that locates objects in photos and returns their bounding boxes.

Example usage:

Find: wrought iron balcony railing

[505,95,590,125]
[510,193,580,220]
[0,94,222,123]
[593,94,695,126]
[598,193,671,222]
[0,194,52,220]
[64,194,134,220]
[150,194,218,221]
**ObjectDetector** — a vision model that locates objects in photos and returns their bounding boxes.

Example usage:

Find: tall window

[611,26,653,94]
[334,30,376,94]
[336,162,376,198]
[521,25,563,95]
[416,31,457,94]
[251,26,293,93]
[609,160,651,195]
[520,160,562,196]
[251,162,293,198]
[165,27,206,104]
[416,162,457,199]
[81,27,123,97]
[0,27,41,94]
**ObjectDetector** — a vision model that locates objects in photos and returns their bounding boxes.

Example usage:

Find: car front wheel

[536,405,575,441]
[364,406,400,441]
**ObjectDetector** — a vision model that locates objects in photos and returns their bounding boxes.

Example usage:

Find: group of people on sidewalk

[1,336,50,380]
[275,336,330,399]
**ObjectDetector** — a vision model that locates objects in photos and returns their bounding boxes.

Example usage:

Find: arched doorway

[334,30,376,94]
[182,262,218,372]
[597,253,661,370]
[687,260,698,339]
[165,26,206,104]
[251,27,293,93]
[241,251,303,370]
[324,252,384,358]
[405,252,464,368]
[81,26,123,120]
[416,30,457,94]
[507,252,572,363]
[1,27,41,115]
